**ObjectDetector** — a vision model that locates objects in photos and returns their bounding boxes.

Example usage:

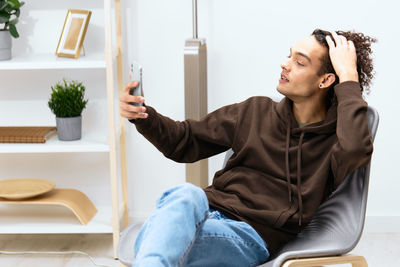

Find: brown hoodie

[131,81,373,254]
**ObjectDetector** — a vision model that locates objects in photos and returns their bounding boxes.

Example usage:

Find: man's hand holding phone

[119,81,148,120]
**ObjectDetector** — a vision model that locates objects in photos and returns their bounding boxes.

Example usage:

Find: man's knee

[156,183,208,210]
[178,182,206,201]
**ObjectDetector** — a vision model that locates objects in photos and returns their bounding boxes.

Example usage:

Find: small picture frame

[56,9,92,59]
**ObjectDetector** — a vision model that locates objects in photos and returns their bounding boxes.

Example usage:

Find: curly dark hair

[312,29,377,94]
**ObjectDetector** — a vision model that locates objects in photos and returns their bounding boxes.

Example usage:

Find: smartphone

[129,62,143,107]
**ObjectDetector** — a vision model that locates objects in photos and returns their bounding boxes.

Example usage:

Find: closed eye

[287,55,305,66]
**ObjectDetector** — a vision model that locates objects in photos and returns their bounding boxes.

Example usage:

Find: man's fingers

[137,112,148,119]
[120,103,148,119]
[124,112,148,120]
[327,32,352,51]
[331,31,349,47]
[130,105,146,114]
[119,110,135,120]
[120,101,146,113]
[120,110,146,120]
[348,40,355,50]
[331,31,342,46]
[120,93,145,105]
[129,95,145,104]
[339,35,347,46]
[123,81,139,93]
[326,35,335,49]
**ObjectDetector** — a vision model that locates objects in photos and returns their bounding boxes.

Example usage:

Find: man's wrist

[334,81,363,102]
[338,72,359,84]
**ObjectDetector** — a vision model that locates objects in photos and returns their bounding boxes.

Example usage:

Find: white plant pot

[56,116,82,141]
[0,30,11,61]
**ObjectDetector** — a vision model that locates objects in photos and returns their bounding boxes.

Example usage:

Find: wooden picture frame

[56,9,92,59]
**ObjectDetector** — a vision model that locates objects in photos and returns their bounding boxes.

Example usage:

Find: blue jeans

[133,183,270,267]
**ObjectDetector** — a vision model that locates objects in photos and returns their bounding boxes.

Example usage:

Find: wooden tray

[0,126,57,143]
[0,188,98,225]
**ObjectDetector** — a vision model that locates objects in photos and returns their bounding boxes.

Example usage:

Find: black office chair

[118,106,379,267]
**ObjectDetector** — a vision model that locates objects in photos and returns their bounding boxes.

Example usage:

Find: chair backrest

[259,106,379,267]
[222,148,234,167]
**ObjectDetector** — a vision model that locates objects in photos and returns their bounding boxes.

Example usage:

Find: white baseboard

[364,215,400,233]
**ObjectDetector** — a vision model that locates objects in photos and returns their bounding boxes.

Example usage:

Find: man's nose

[280,59,290,71]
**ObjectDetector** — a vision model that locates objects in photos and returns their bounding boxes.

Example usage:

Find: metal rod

[192,0,198,39]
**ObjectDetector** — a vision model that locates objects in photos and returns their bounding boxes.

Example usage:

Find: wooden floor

[0,232,399,266]
[0,234,119,267]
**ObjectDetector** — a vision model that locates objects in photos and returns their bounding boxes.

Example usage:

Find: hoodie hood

[275,97,337,134]
[275,97,337,225]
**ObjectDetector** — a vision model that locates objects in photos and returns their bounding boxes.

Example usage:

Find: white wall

[2,0,396,232]
[121,0,399,229]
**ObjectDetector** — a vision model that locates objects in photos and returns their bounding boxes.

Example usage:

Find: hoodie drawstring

[297,131,305,226]
[285,124,305,226]
[285,123,292,203]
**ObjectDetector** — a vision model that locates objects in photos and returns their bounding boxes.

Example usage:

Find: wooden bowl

[0,178,56,200]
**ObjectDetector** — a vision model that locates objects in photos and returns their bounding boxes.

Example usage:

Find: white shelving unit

[0,135,109,153]
[0,52,106,70]
[0,0,129,259]
[0,205,113,234]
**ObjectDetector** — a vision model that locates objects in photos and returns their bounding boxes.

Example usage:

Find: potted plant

[48,79,88,141]
[0,0,24,60]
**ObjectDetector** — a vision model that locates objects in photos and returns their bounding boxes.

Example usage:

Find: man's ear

[319,73,336,89]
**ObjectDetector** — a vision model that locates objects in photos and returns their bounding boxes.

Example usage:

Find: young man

[119,29,376,266]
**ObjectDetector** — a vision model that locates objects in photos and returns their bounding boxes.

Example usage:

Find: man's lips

[280,73,289,83]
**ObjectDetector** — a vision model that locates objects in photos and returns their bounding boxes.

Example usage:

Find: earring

[319,84,323,88]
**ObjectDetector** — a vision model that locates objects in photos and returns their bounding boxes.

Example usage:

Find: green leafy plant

[48,79,88,118]
[0,0,24,38]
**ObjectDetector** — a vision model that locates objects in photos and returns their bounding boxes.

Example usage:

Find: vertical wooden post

[114,0,130,230]
[104,0,120,259]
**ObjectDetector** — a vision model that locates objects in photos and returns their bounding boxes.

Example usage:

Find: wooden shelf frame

[104,0,130,258]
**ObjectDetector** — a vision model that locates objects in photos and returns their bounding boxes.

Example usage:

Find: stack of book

[0,126,57,143]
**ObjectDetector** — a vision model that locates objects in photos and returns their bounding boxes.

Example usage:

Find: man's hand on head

[326,31,359,84]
